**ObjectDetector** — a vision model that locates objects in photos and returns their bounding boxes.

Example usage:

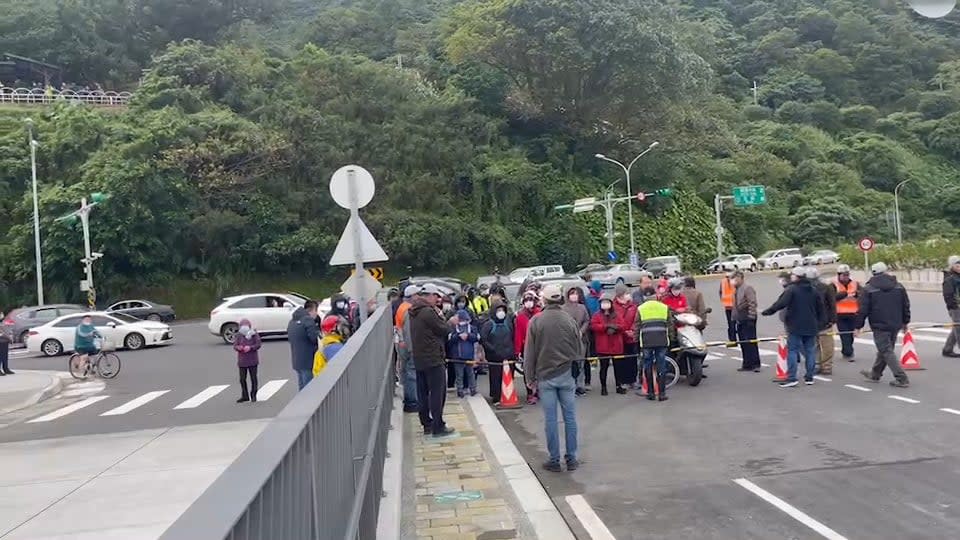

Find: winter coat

[288,307,320,371]
[857,274,911,332]
[683,288,708,323]
[943,270,960,311]
[612,299,638,344]
[514,307,541,356]
[561,289,591,352]
[233,330,262,368]
[313,334,345,377]
[447,319,480,360]
[590,310,625,355]
[409,298,450,370]
[732,284,757,321]
[813,280,838,329]
[481,300,514,361]
[662,292,688,314]
[585,281,603,315]
[524,304,582,382]
[761,279,825,337]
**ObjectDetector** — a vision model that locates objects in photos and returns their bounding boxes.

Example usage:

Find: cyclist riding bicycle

[74,315,102,369]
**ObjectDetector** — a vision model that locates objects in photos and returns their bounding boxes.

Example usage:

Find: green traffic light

[90,192,109,203]
[656,188,673,196]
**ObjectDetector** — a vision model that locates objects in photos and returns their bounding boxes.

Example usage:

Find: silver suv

[3,304,87,344]
[757,248,803,270]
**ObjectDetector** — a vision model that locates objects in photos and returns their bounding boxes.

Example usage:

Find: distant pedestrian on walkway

[857,263,911,388]
[448,309,479,397]
[480,298,514,405]
[0,311,11,376]
[809,267,837,375]
[395,285,421,413]
[288,300,320,390]
[525,284,581,472]
[410,284,456,437]
[731,271,761,372]
[762,267,825,388]
[834,264,861,361]
[233,319,261,403]
[942,255,960,358]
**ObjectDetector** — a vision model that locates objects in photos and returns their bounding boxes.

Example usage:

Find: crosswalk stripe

[940,408,960,416]
[256,379,288,401]
[174,385,229,409]
[844,384,872,392]
[757,349,778,356]
[918,328,952,335]
[813,375,832,382]
[888,395,920,404]
[101,391,170,416]
[706,353,724,360]
[28,396,110,423]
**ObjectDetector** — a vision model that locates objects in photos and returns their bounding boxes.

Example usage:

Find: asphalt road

[491,270,960,540]
[0,321,297,443]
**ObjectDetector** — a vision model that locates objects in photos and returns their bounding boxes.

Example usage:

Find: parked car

[2,304,87,345]
[591,264,649,286]
[703,257,721,274]
[575,263,608,280]
[757,248,803,269]
[803,249,840,265]
[208,292,309,344]
[27,312,173,357]
[106,299,176,322]
[642,260,667,278]
[507,267,531,282]
[513,275,588,312]
[476,275,507,289]
[645,256,682,276]
[710,254,759,273]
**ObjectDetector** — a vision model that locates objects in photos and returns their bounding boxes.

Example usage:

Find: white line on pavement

[761,362,770,367]
[706,353,724,360]
[888,395,920,404]
[27,395,110,423]
[940,408,960,416]
[844,384,872,392]
[757,349,777,356]
[256,379,287,401]
[566,495,617,540]
[813,376,832,382]
[101,390,170,416]
[918,328,952,335]
[734,478,848,540]
[174,385,229,409]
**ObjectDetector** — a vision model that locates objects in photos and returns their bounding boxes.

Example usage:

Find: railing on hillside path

[0,87,132,106]
[161,306,395,540]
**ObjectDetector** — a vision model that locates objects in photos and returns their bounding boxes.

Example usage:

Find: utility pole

[713,193,733,261]
[56,194,108,309]
[595,141,660,266]
[752,81,759,105]
[26,119,44,305]
[894,179,912,245]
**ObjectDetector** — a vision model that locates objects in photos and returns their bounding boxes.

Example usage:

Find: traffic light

[656,188,673,197]
[90,192,109,203]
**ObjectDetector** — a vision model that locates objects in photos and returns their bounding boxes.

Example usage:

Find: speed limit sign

[857,237,875,252]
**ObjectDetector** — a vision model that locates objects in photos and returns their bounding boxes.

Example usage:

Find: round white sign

[858,237,875,252]
[329,165,375,210]
[908,0,956,18]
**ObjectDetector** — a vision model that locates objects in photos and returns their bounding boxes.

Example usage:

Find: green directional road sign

[732,185,767,206]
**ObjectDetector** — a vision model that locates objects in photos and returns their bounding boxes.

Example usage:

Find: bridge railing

[161,306,395,540]
[0,87,132,106]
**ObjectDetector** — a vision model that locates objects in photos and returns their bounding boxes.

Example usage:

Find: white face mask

[335,301,346,310]
[239,325,250,336]
[568,294,579,302]
[442,302,453,311]
[600,302,612,311]
[523,300,535,309]
[495,310,507,321]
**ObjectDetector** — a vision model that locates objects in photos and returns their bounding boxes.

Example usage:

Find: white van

[525,265,565,280]
[757,248,803,269]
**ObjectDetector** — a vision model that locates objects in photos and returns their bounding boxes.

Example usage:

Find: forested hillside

[1,0,958,305]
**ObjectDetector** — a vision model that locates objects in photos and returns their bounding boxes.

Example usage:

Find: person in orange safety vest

[833,264,860,361]
[720,273,737,345]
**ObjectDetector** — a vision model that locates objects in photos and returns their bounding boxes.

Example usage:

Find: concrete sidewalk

[0,370,64,415]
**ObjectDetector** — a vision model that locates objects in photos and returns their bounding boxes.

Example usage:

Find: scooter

[667,312,709,386]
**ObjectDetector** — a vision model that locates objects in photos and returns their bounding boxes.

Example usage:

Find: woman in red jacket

[515,290,542,404]
[612,284,639,393]
[590,295,624,396]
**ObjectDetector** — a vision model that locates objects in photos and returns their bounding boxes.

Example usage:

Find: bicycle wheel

[663,357,680,389]
[97,353,121,379]
[69,354,89,380]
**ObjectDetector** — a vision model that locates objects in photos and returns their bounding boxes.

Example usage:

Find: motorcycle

[666,312,708,386]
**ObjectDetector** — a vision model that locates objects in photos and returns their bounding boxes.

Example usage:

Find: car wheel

[221,323,239,344]
[146,313,162,322]
[18,330,30,344]
[124,332,146,350]
[616,277,625,286]
[793,260,800,267]
[750,264,757,272]
[772,263,780,269]
[41,339,63,357]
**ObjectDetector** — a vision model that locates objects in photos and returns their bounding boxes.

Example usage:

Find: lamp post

[26,118,44,305]
[894,179,912,245]
[595,141,660,264]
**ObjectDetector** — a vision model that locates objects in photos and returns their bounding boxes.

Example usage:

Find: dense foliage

[1,0,959,306]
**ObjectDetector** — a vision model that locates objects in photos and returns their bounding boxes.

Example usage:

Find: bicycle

[69,340,121,380]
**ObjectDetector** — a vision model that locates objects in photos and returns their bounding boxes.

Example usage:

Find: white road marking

[939,408,960,416]
[813,376,832,382]
[706,353,724,360]
[761,362,770,367]
[888,395,919,404]
[174,385,229,409]
[758,349,778,356]
[844,384,872,392]
[734,478,848,540]
[565,495,617,540]
[27,396,110,422]
[255,379,287,401]
[917,328,952,335]
[101,390,170,416]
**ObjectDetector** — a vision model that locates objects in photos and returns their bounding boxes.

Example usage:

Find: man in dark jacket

[731,271,761,372]
[942,255,960,358]
[808,267,837,375]
[857,263,911,388]
[762,267,825,387]
[410,284,456,437]
[288,301,320,390]
[481,298,515,405]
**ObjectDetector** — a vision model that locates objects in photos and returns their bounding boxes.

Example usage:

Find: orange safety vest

[720,278,735,308]
[834,279,859,315]
[394,301,412,331]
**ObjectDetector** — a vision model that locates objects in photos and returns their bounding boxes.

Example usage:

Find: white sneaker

[805,380,815,386]
[779,380,799,388]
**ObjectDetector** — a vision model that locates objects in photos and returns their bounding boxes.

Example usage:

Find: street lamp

[26,118,44,305]
[894,179,913,245]
[595,141,660,263]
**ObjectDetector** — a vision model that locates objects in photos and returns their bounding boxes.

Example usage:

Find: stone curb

[0,370,64,415]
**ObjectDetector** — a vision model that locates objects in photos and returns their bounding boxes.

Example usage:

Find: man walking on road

[525,284,581,472]
[942,255,960,358]
[857,263,911,388]
[809,267,837,375]
[721,273,737,345]
[288,300,320,390]
[731,271,761,372]
[410,284,456,437]
[834,264,860,361]
[762,267,825,387]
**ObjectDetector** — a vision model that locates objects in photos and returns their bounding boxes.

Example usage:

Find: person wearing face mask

[612,283,639,393]
[481,299,515,405]
[833,265,860,361]
[454,294,472,321]
[562,286,591,395]
[448,309,480,397]
[329,294,356,338]
[590,294,624,395]
[515,290,542,404]
[233,319,262,403]
[662,278,688,313]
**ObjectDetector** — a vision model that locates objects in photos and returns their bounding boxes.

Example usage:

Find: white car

[507,267,531,282]
[803,250,840,265]
[209,292,311,344]
[27,312,173,357]
[711,254,758,273]
[591,264,649,286]
[757,248,803,270]
[645,256,682,276]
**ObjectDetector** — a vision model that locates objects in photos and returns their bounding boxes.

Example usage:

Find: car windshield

[108,313,140,324]
[722,255,738,261]
[759,251,776,258]
[286,292,311,303]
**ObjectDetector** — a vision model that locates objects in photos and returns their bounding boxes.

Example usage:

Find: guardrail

[0,86,132,106]
[161,306,394,540]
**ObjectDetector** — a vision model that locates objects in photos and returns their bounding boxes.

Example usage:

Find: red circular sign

[636,192,646,202]
[857,237,875,252]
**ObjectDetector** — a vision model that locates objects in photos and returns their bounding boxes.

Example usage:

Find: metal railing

[161,306,395,540]
[0,86,132,106]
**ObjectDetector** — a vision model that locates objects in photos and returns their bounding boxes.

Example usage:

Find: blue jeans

[295,369,313,390]
[539,371,578,463]
[454,362,476,395]
[642,347,668,393]
[786,334,818,382]
[402,354,418,408]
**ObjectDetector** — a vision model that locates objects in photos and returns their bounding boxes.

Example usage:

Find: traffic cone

[772,336,789,382]
[900,330,924,370]
[640,369,659,396]
[498,360,522,408]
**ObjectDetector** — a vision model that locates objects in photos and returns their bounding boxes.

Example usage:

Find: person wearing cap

[730,270,761,372]
[834,264,861,360]
[856,263,911,388]
[448,309,480,398]
[941,255,960,358]
[516,290,542,404]
[410,284,456,437]
[395,284,422,412]
[762,266,826,387]
[562,286,591,395]
[613,282,639,393]
[591,293,624,395]
[808,266,837,375]
[662,278,688,313]
[720,272,737,345]
[481,298,516,405]
[636,287,672,401]
[524,283,582,472]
